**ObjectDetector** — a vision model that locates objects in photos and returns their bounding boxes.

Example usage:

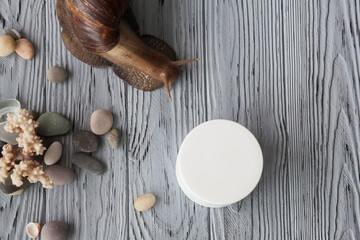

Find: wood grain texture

[0,0,360,239]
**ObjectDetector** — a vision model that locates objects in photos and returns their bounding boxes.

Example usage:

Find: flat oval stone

[72,130,99,152]
[46,66,68,83]
[15,38,35,60]
[71,152,106,174]
[4,29,21,40]
[41,221,69,240]
[44,141,62,165]
[46,165,75,185]
[37,112,71,136]
[90,110,113,135]
[0,174,30,194]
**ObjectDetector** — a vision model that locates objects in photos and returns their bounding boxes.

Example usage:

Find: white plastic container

[176,119,263,208]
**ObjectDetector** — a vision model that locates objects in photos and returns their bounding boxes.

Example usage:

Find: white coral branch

[11,159,53,188]
[5,109,46,156]
[0,144,16,182]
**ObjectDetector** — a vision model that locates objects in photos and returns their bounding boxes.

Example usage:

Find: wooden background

[1,0,360,239]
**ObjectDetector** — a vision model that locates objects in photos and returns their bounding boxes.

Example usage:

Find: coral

[5,109,46,156]
[0,144,16,182]
[0,109,53,189]
[11,159,53,188]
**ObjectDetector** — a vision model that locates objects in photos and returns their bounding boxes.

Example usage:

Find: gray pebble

[4,29,21,40]
[46,165,75,185]
[72,130,99,152]
[0,173,30,195]
[37,112,71,136]
[46,66,68,83]
[71,152,106,174]
[41,221,69,240]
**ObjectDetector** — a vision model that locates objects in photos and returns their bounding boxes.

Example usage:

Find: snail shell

[57,0,199,100]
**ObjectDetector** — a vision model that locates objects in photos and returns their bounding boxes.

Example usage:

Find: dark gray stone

[71,152,106,175]
[0,174,30,195]
[72,130,99,152]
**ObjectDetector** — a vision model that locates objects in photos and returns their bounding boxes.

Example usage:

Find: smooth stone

[134,193,156,212]
[15,38,35,60]
[46,165,75,185]
[46,66,68,83]
[0,122,19,145]
[41,221,69,240]
[0,99,21,123]
[0,174,30,194]
[0,35,16,57]
[71,152,106,175]
[4,29,21,40]
[44,141,62,165]
[107,128,120,149]
[72,130,99,152]
[90,110,113,135]
[37,112,71,136]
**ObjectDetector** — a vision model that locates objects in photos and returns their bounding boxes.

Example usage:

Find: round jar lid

[176,119,263,208]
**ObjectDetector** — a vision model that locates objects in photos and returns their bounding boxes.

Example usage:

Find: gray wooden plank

[206,0,360,239]
[128,0,209,239]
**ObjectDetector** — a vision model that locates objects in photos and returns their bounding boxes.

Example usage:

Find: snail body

[57,0,198,99]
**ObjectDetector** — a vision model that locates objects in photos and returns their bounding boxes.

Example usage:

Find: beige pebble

[44,141,62,165]
[134,193,156,212]
[15,38,35,60]
[90,110,113,135]
[46,66,68,83]
[0,35,16,57]
[26,222,41,238]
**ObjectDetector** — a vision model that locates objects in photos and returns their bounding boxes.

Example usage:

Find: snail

[56,0,199,100]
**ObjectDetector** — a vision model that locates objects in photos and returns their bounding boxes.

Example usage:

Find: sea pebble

[46,165,75,185]
[44,141,62,165]
[26,222,40,238]
[41,221,69,240]
[0,35,16,57]
[15,38,35,60]
[0,174,30,195]
[46,66,68,83]
[107,128,120,149]
[37,112,71,136]
[4,29,21,40]
[72,130,99,152]
[134,193,156,212]
[0,122,19,145]
[90,109,113,135]
[71,152,106,174]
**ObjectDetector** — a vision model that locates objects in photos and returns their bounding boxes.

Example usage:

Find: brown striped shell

[64,0,129,53]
